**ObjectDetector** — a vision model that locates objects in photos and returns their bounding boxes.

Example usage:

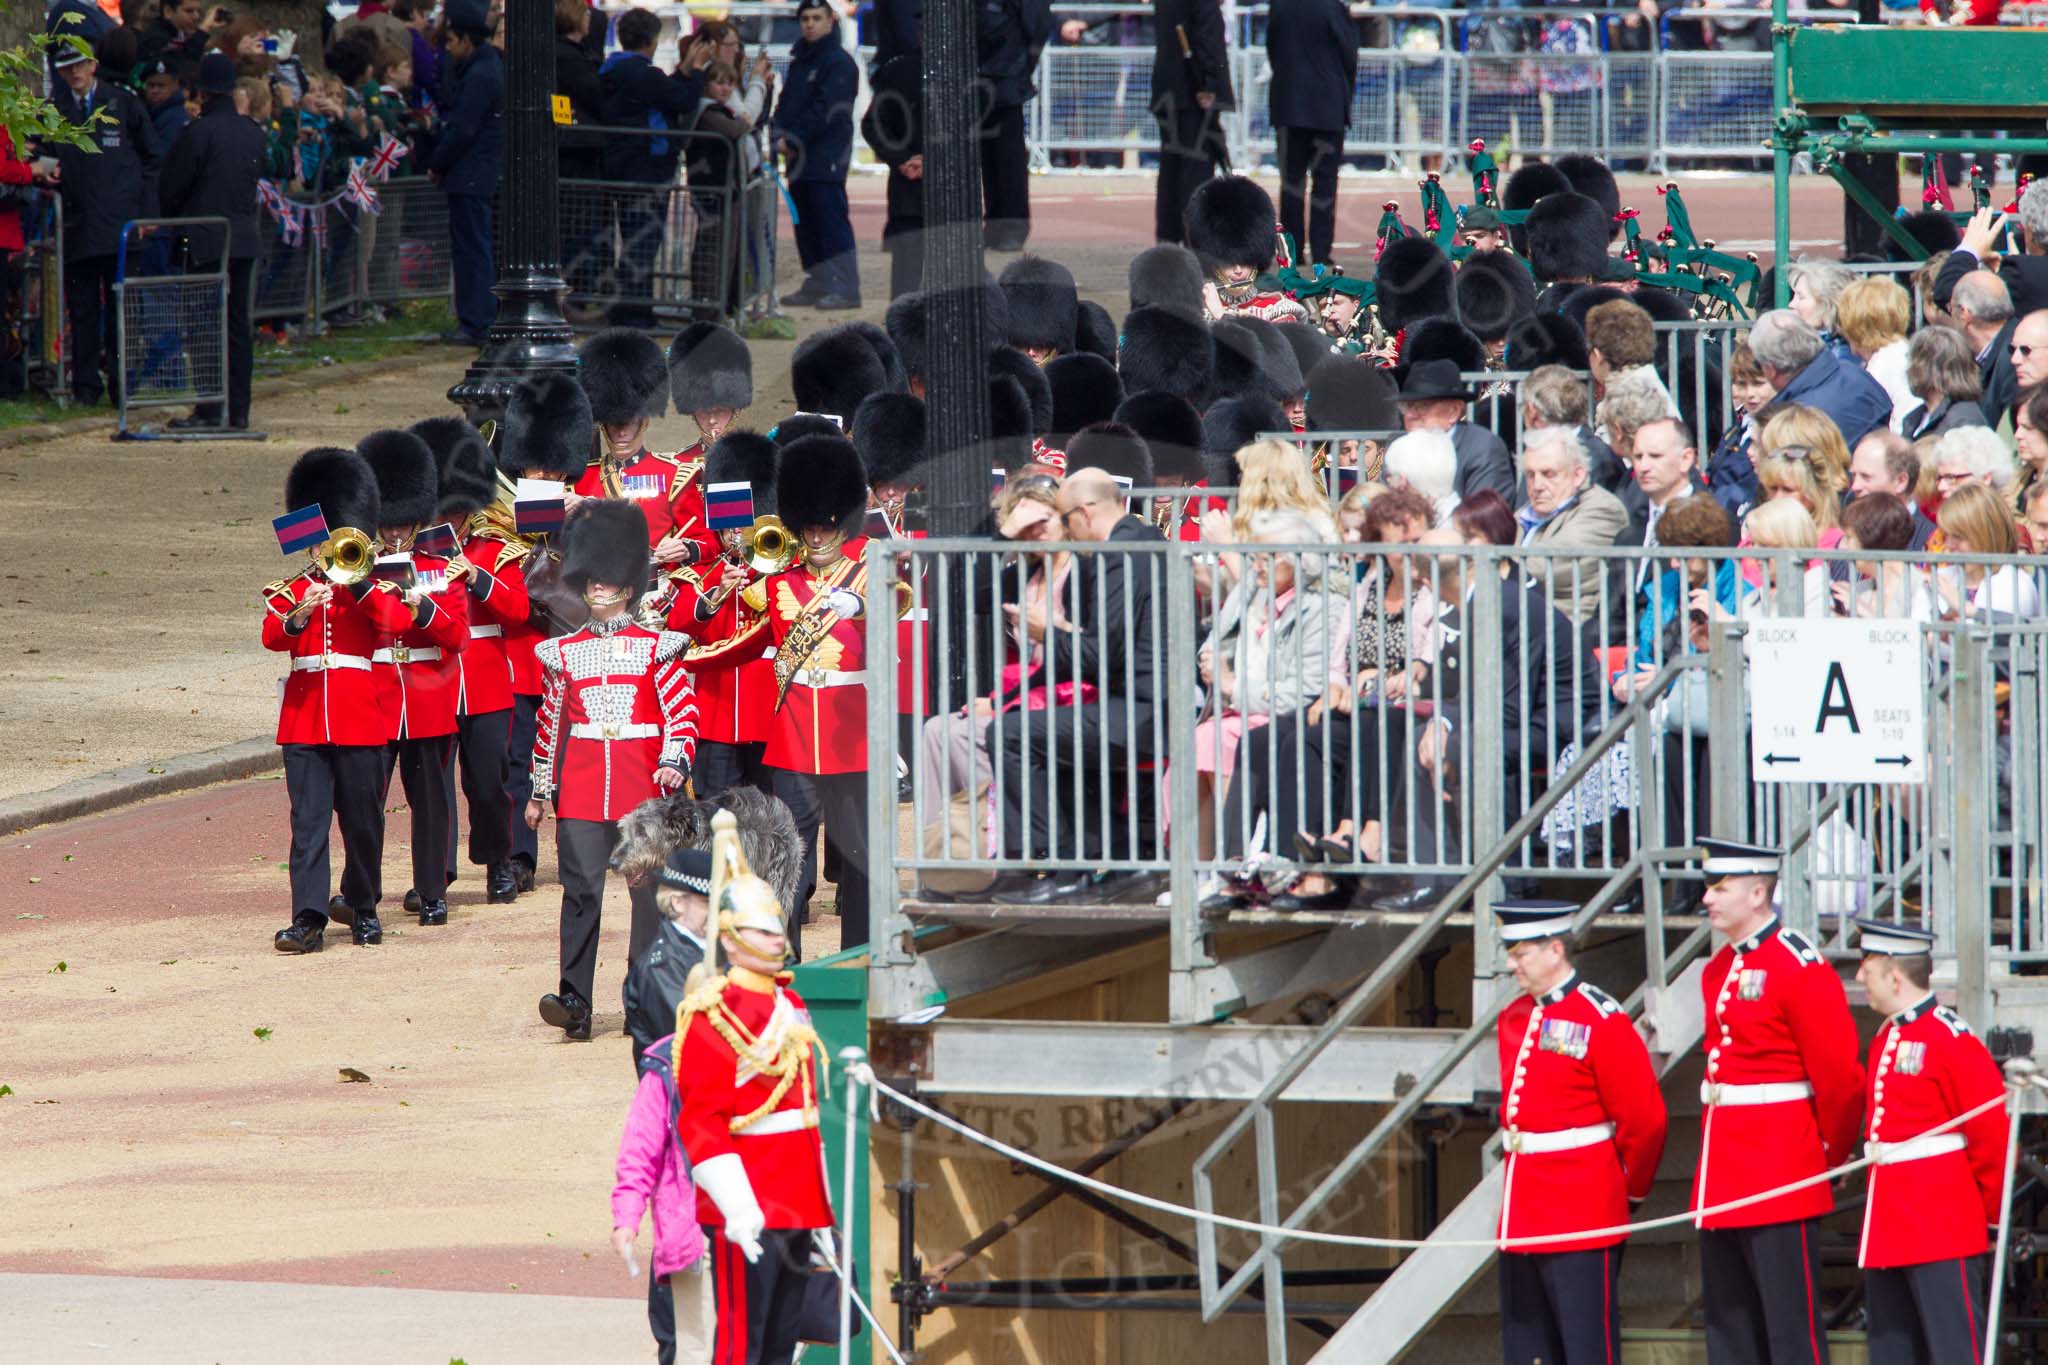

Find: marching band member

[852,392,930,784]
[264,448,412,953]
[1184,175,1309,324]
[1692,839,1862,1365]
[1113,391,1212,542]
[674,810,835,1365]
[666,321,755,572]
[1852,916,2010,1365]
[360,429,470,931]
[1493,900,1667,1365]
[528,500,700,1041]
[573,328,707,568]
[414,415,523,906]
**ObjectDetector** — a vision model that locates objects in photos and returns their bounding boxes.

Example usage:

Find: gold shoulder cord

[674,979,822,1133]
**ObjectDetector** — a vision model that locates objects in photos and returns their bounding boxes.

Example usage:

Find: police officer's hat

[660,847,714,895]
[1851,917,1936,957]
[1495,898,1580,942]
[1697,838,1782,882]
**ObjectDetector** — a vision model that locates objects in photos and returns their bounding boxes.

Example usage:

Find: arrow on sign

[1874,755,1914,767]
[1762,753,1802,766]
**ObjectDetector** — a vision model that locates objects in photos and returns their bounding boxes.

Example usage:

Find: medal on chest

[1737,968,1767,1002]
[1538,1018,1590,1060]
[622,472,664,500]
[1894,1039,1926,1076]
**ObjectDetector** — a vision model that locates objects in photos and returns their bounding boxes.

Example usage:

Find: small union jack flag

[365,133,409,182]
[344,162,382,217]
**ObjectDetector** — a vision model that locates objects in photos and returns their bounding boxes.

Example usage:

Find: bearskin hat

[1275,322,1337,393]
[667,322,753,414]
[578,327,670,425]
[1455,251,1538,343]
[1401,317,1488,378]
[1075,299,1118,363]
[285,446,380,533]
[1502,161,1572,255]
[1065,420,1154,489]
[560,499,651,602]
[844,319,908,394]
[500,371,593,481]
[884,283,1012,382]
[1629,284,1693,325]
[1893,210,1962,262]
[1374,236,1456,335]
[852,392,927,489]
[1119,305,1215,410]
[1045,351,1125,444]
[1213,316,1302,405]
[999,255,1079,354]
[792,325,888,426]
[1553,284,1630,331]
[771,413,844,447]
[411,415,496,519]
[1201,395,1288,483]
[1526,192,1613,284]
[357,429,439,529]
[704,430,780,510]
[988,344,1053,434]
[1114,390,1205,481]
[776,434,868,536]
[1553,153,1621,240]
[1128,243,1206,320]
[989,374,1037,472]
[1185,175,1278,274]
[1304,356,1399,434]
[1505,312,1590,372]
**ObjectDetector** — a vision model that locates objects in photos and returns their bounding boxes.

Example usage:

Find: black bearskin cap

[1526,192,1613,284]
[1502,161,1572,255]
[1200,395,1289,481]
[1893,209,1962,262]
[771,414,844,447]
[1075,299,1118,363]
[776,434,869,536]
[1045,352,1125,444]
[852,392,928,488]
[1401,317,1488,378]
[285,446,380,533]
[1275,322,1336,392]
[1114,390,1205,481]
[1064,420,1154,488]
[667,322,754,414]
[1128,243,1206,320]
[999,255,1079,354]
[411,415,496,519]
[1553,153,1621,240]
[989,374,1036,472]
[791,325,889,426]
[1213,316,1302,405]
[579,327,670,424]
[1505,312,1590,371]
[844,319,908,395]
[883,283,1012,382]
[1185,175,1278,274]
[1118,305,1215,410]
[990,344,1054,435]
[1304,356,1399,433]
[1455,251,1537,343]
[501,372,593,481]
[357,429,439,529]
[560,499,651,602]
[704,430,781,510]
[1374,236,1456,335]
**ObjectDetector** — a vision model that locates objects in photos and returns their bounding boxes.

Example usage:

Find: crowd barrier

[113,216,231,435]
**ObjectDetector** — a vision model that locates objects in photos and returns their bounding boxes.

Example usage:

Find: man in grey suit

[1516,425,1628,627]
[1396,359,1517,507]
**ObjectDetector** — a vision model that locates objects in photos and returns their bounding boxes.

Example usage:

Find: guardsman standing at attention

[1693,839,1863,1365]
[1852,916,2010,1365]
[574,328,705,569]
[666,322,755,568]
[1494,899,1669,1365]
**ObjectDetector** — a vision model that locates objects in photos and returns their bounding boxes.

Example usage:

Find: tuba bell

[744,515,798,576]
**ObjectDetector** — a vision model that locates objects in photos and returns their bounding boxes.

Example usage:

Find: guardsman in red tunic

[358,430,471,932]
[1186,177,1310,324]
[1494,899,1669,1365]
[674,809,834,1365]
[264,448,415,953]
[527,500,700,1041]
[666,321,754,565]
[1304,352,1401,490]
[1851,917,2011,1365]
[571,328,711,570]
[1693,839,1863,1365]
[414,416,524,906]
[852,391,930,793]
[662,431,779,801]
[1112,391,1214,541]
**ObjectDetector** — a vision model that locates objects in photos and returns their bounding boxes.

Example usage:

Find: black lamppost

[448,0,579,423]
[920,0,991,540]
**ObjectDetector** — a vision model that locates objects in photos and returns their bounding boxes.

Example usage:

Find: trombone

[696,517,797,616]
[260,527,376,618]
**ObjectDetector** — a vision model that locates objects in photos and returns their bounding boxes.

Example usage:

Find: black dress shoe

[1082,869,1167,904]
[779,286,820,307]
[326,895,356,927]
[1270,882,1357,913]
[274,916,326,953]
[417,898,449,926]
[352,914,384,945]
[812,293,862,311]
[993,872,1089,906]
[539,992,593,1038]
[1199,885,1255,914]
[1371,884,1442,913]
[402,888,424,915]
[512,860,536,893]
[486,863,519,903]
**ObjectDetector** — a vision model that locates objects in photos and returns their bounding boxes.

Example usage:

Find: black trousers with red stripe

[707,1225,812,1365]
[1866,1257,1988,1365]
[1500,1245,1622,1365]
[1701,1218,1832,1365]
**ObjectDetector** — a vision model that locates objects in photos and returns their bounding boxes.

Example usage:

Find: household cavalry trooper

[1692,839,1863,1365]
[673,809,836,1365]
[667,321,755,564]
[1851,916,2011,1365]
[573,327,717,568]
[1493,899,1668,1365]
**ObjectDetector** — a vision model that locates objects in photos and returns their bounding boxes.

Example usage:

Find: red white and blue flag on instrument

[514,478,567,534]
[274,504,329,555]
[705,480,754,530]
[991,467,1007,493]
[414,522,458,558]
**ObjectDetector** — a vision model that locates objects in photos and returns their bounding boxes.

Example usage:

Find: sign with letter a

[1746,619,1927,784]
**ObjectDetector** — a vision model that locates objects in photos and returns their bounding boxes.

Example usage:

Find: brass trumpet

[744,515,797,576]
[260,527,376,617]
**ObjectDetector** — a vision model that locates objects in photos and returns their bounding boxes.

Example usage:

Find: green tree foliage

[0,27,107,154]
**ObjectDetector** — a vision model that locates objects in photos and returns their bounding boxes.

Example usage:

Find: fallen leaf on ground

[339,1068,370,1083]
[49,961,65,973]
[253,1027,273,1041]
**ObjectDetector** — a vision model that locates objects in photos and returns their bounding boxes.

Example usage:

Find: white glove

[692,1153,766,1263]
[826,588,864,620]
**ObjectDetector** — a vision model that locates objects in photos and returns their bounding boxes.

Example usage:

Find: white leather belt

[789,668,864,689]
[1504,1121,1615,1155]
[1702,1080,1814,1107]
[372,646,443,664]
[569,721,660,740]
[736,1108,819,1137]
[469,624,503,638]
[292,653,372,673]
[1867,1132,1966,1165]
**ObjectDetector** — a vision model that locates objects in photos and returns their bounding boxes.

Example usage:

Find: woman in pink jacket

[612,1031,711,1365]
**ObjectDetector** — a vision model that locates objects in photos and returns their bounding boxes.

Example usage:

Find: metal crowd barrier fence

[12,189,66,403]
[112,217,229,437]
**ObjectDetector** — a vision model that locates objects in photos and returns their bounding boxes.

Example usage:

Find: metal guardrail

[113,215,229,434]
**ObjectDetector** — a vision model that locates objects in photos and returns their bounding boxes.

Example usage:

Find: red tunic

[574,448,684,548]
[665,442,722,570]
[674,972,834,1230]
[665,567,774,746]
[452,532,528,717]
[1859,995,2009,1268]
[1217,290,1309,325]
[531,619,699,821]
[262,576,414,746]
[726,543,882,776]
[1693,919,1863,1229]
[505,540,550,699]
[371,554,470,741]
[1497,975,1668,1253]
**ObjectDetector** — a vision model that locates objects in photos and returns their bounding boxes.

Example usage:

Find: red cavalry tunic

[1497,974,1668,1253]
[674,969,834,1230]
[728,543,883,776]
[263,576,415,746]
[1694,918,1863,1229]
[531,618,699,821]
[452,531,528,717]
[665,566,774,746]
[371,555,470,741]
[1859,994,2009,1268]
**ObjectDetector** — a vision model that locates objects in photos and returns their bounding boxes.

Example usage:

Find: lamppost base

[446,269,580,425]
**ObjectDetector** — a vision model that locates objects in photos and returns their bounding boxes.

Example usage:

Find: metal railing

[113,216,229,435]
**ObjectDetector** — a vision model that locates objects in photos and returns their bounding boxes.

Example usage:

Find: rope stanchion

[1985,1056,2040,1365]
[837,1046,863,1365]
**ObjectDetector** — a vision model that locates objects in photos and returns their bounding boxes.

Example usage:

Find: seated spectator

[1849,430,1938,551]
[2023,479,2048,553]
[1750,308,1893,451]
[1835,275,1914,431]
[1515,425,1628,626]
[1384,429,1459,526]
[1450,488,1518,549]
[1739,499,1831,618]
[1935,483,2041,620]
[2012,384,2048,519]
[1521,363,1625,494]
[1335,482,1378,542]
[1585,297,1675,411]
[1899,323,1990,440]
[1913,251,1955,329]
[1932,425,2019,503]
[2013,310,2048,392]
[1837,493,1938,621]
[1395,358,1516,506]
[1704,340,1770,518]
[1788,258,1857,361]
[1199,437,1337,596]
[1600,373,1690,526]
[1755,403,1851,550]
[1948,270,2020,428]
[1614,414,1707,595]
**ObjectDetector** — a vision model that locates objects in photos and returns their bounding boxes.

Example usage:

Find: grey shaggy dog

[611,785,804,915]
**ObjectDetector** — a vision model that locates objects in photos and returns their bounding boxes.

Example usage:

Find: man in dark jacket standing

[49,45,160,409]
[1151,0,1232,246]
[862,47,926,300]
[427,0,504,346]
[1265,0,1356,266]
[774,0,861,309]
[597,9,710,328]
[977,0,1052,252]
[159,52,263,431]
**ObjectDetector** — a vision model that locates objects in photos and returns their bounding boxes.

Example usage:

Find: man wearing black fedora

[1395,358,1517,507]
